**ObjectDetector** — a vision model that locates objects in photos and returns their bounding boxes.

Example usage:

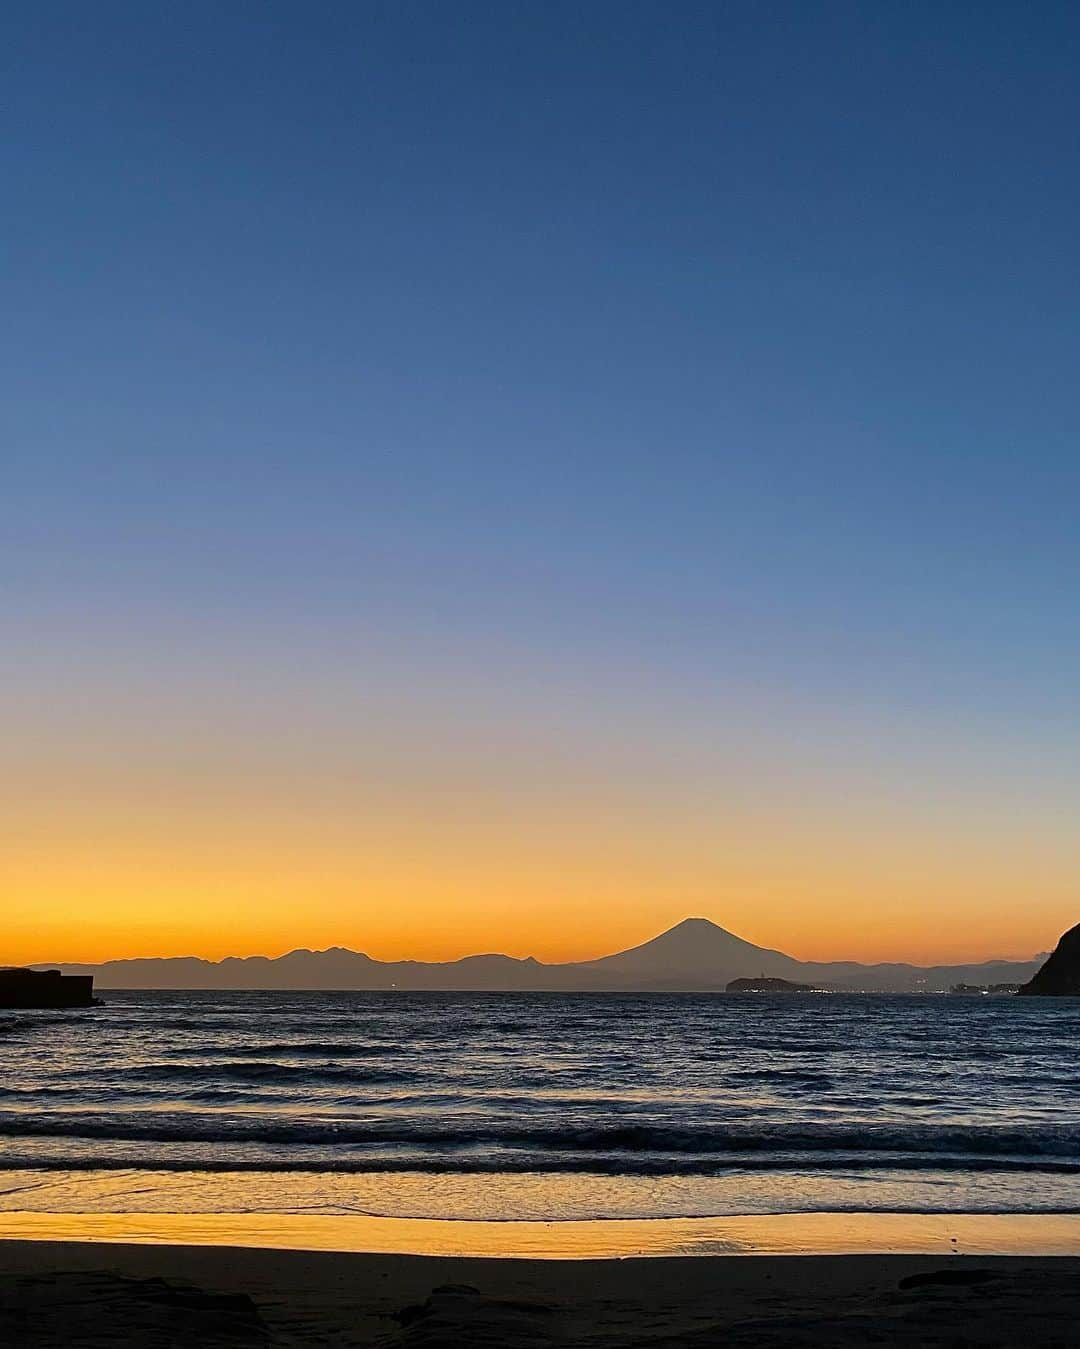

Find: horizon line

[19,916,1045,971]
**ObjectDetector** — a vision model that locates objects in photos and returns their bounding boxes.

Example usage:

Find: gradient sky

[4,1,1079,967]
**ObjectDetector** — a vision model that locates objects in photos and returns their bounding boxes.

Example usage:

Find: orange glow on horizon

[5,678,1075,972]
[4,848,1065,970]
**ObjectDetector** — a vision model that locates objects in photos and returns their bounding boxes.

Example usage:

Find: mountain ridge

[34,918,1045,993]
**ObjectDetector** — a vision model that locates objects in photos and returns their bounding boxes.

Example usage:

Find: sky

[4,1,1079,967]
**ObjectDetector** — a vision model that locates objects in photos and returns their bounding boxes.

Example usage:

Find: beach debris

[383,1282,563,1346]
[0,1271,269,1346]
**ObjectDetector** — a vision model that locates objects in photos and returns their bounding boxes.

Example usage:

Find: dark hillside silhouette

[1018,922,1080,996]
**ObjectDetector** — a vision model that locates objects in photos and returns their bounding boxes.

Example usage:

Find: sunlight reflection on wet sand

[1,1211,1079,1258]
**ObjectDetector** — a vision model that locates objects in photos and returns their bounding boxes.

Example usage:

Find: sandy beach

[2,1239,1078,1346]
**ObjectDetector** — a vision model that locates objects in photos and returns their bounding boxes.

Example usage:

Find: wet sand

[2,1239,1079,1346]
[3,1207,1080,1257]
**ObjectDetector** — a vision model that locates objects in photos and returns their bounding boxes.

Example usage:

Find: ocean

[2,990,1079,1224]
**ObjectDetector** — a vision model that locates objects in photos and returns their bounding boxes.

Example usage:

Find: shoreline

[3,1239,1079,1345]
[2,1208,1080,1258]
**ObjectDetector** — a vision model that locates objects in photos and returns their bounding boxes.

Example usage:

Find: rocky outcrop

[1017,922,1080,996]
[0,968,97,1009]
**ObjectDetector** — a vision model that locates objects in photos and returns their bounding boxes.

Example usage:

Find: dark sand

[2,1241,1079,1346]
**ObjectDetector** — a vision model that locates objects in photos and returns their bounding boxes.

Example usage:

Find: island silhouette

[39,917,1048,993]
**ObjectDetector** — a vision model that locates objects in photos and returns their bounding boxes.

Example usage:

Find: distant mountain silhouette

[40,917,1044,993]
[726,977,814,993]
[1018,921,1080,996]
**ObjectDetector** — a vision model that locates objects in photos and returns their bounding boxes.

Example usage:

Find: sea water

[2,991,1078,1224]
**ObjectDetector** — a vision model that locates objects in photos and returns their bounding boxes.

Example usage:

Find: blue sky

[4,2,1079,961]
